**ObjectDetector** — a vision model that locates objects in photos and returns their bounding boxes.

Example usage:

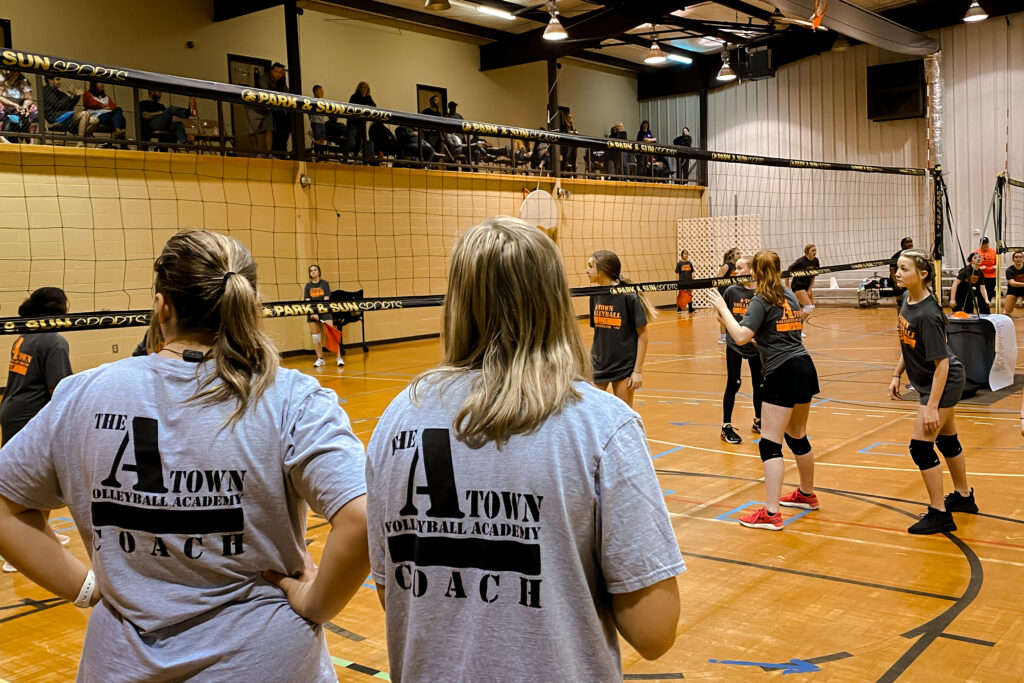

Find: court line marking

[647,438,1024,478]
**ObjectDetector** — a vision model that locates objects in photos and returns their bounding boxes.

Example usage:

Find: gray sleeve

[283,388,367,520]
[365,411,390,586]
[0,389,66,510]
[596,418,685,594]
[42,337,73,391]
[740,296,767,332]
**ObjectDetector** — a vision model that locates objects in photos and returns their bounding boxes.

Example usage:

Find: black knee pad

[935,434,962,459]
[910,439,940,470]
[758,438,783,462]
[784,433,811,455]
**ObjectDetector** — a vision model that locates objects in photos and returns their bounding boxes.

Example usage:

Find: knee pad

[910,439,940,470]
[758,438,783,462]
[784,433,812,455]
[311,333,321,344]
[935,434,962,459]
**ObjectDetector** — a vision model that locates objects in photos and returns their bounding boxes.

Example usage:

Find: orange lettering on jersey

[8,336,31,375]
[731,298,750,316]
[681,264,692,272]
[308,286,325,299]
[897,313,916,349]
[775,302,802,332]
[593,304,622,330]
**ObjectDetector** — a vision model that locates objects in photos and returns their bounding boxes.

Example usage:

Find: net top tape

[0,259,893,335]
[1,49,925,176]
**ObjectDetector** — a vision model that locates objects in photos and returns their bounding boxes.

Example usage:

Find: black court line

[307,520,331,531]
[324,621,366,642]
[806,651,854,664]
[936,633,995,647]
[682,552,958,602]
[624,674,684,680]
[0,597,68,624]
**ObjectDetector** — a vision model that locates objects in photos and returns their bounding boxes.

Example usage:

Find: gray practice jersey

[740,288,808,375]
[0,355,366,681]
[366,376,685,682]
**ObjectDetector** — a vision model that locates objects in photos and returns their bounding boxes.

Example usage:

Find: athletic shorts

[915,366,965,409]
[791,282,809,293]
[762,354,819,408]
[1007,285,1024,297]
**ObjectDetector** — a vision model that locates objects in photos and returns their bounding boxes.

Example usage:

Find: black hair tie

[223,271,236,284]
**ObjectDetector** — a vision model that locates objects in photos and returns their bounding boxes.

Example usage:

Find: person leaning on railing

[42,76,98,144]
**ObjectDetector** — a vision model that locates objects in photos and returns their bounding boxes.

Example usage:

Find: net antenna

[810,0,829,30]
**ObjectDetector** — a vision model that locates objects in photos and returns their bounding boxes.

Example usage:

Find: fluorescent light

[667,54,693,65]
[963,1,987,22]
[543,15,568,40]
[476,4,515,20]
[644,41,667,64]
[716,52,736,82]
[424,0,450,9]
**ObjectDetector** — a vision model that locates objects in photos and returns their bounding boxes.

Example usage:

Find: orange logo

[681,264,692,272]
[731,297,750,316]
[308,286,325,299]
[897,313,916,348]
[776,302,802,332]
[593,304,622,330]
[8,337,31,375]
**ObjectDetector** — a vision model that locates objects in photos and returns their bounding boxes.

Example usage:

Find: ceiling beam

[213,0,284,21]
[314,0,508,40]
[708,0,775,22]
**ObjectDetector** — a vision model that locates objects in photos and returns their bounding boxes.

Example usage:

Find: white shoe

[336,357,345,367]
[718,335,726,344]
[57,534,70,545]
[801,332,807,338]
[2,561,16,573]
[313,358,325,367]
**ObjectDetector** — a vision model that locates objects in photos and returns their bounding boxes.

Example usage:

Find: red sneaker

[738,507,783,530]
[779,489,819,510]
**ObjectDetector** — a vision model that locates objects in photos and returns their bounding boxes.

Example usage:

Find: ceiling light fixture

[963,1,988,22]
[543,2,567,41]
[667,54,693,65]
[832,35,850,52]
[716,50,737,82]
[476,4,516,20]
[644,26,667,65]
[424,0,451,9]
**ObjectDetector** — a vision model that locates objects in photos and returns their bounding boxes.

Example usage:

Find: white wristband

[73,570,96,608]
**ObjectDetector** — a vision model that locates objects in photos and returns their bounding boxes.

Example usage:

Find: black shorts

[916,367,965,409]
[1007,286,1024,298]
[762,355,819,408]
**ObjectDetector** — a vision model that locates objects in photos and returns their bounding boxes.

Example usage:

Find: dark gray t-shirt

[788,256,820,291]
[898,292,965,394]
[740,288,808,376]
[590,292,648,383]
[0,356,366,680]
[366,376,685,683]
[0,333,72,445]
[723,284,758,358]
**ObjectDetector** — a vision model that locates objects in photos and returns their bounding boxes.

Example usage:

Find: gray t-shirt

[366,376,685,683]
[0,355,366,681]
[0,333,72,445]
[590,292,648,383]
[723,284,758,358]
[740,288,808,376]
[898,292,965,394]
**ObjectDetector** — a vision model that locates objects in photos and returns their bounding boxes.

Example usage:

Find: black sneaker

[751,418,761,434]
[721,424,742,444]
[908,507,956,535]
[944,489,978,514]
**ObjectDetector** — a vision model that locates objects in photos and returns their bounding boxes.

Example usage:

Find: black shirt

[673,134,692,147]
[788,256,820,292]
[723,284,758,358]
[954,266,985,307]
[590,292,647,383]
[42,85,79,120]
[304,279,331,302]
[898,292,964,395]
[675,260,694,282]
[739,288,808,375]
[1006,264,1024,290]
[139,99,166,116]
[0,333,72,445]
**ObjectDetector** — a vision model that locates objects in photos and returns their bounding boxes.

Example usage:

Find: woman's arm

[949,279,961,310]
[707,289,755,344]
[0,495,99,606]
[889,354,906,400]
[629,325,649,390]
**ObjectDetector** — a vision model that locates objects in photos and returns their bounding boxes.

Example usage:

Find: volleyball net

[0,49,938,345]
[998,174,1024,251]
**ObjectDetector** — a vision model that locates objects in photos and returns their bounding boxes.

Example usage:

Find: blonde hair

[148,230,279,426]
[752,249,785,307]
[410,217,591,448]
[590,249,658,322]
[804,243,816,256]
[899,248,937,295]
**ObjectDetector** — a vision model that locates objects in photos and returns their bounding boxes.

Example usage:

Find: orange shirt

[978,247,996,278]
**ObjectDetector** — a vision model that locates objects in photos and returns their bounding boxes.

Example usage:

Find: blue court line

[858,441,906,456]
[811,398,831,407]
[652,446,682,460]
[662,489,676,497]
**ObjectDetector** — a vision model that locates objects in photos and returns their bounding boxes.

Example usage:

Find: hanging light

[424,0,451,9]
[963,1,987,22]
[644,41,667,64]
[543,2,567,41]
[716,50,737,82]
[832,35,850,52]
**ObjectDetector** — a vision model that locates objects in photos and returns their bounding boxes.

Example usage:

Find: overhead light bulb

[424,0,450,9]
[544,15,567,40]
[644,41,667,64]
[667,54,693,65]
[963,1,987,22]
[476,4,516,20]
[716,51,736,82]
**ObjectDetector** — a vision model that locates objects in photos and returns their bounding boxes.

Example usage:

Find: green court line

[331,655,391,680]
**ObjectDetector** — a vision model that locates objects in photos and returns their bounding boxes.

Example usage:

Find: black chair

[330,288,369,353]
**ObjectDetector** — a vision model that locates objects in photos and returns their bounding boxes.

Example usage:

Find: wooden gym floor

[1,305,1022,682]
